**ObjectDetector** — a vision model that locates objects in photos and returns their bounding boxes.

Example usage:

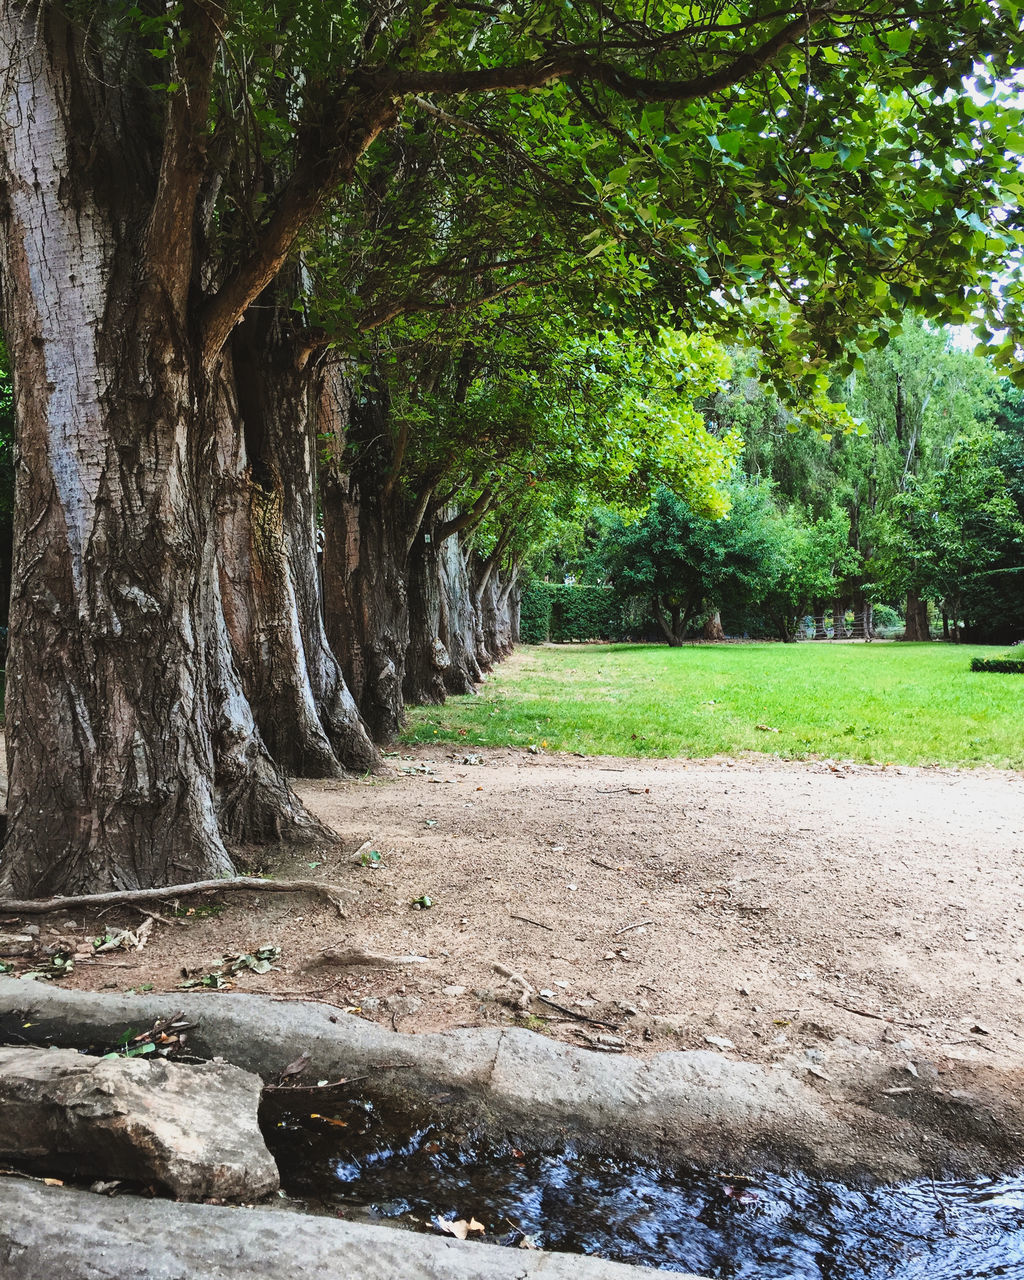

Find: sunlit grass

[402,642,1023,768]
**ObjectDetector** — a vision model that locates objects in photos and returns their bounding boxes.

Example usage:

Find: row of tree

[1,2,1023,896]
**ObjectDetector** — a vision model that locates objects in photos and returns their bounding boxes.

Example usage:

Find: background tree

[599,484,783,645]
[870,433,1024,640]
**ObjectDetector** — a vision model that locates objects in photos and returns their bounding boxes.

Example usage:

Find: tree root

[0,877,356,918]
[314,948,431,968]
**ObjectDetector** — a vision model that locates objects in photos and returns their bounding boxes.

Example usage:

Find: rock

[442,985,467,997]
[4,979,1022,1181]
[385,995,423,1018]
[0,1046,278,1201]
[0,934,37,957]
[0,1178,668,1280]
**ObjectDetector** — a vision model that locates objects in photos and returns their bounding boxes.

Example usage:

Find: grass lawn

[402,642,1024,768]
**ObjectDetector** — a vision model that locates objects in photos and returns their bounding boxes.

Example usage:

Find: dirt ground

[10,745,1022,1086]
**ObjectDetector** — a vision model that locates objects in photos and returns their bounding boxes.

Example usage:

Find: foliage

[404,643,1024,768]
[869,432,1024,633]
[519,584,626,644]
[970,654,1024,673]
[599,485,792,643]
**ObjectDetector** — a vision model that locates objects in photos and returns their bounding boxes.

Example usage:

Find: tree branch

[436,486,494,542]
[200,94,399,366]
[145,0,222,319]
[362,7,835,103]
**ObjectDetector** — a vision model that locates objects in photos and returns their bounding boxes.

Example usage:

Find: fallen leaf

[280,1051,311,1080]
[435,1217,481,1240]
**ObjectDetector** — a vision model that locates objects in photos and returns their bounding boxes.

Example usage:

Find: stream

[262,1092,1024,1278]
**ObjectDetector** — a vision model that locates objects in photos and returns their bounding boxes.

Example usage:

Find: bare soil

[13,746,1020,1093]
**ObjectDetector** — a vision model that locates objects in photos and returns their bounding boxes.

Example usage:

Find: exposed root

[0,876,356,918]
[313,948,431,968]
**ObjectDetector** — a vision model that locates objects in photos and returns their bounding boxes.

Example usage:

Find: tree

[871,433,1024,639]
[3,1,1024,894]
[601,485,782,644]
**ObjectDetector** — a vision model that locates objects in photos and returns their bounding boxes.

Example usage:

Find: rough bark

[440,535,483,695]
[0,7,326,896]
[220,306,377,774]
[901,592,931,642]
[322,471,410,742]
[491,571,518,658]
[404,534,450,706]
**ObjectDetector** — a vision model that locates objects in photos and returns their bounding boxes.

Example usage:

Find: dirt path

[25,747,1019,1090]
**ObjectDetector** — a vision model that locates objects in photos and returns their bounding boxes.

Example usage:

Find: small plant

[360,849,382,867]
[103,1028,157,1060]
[410,894,433,910]
[19,950,74,982]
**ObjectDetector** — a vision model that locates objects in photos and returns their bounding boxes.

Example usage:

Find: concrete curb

[0,977,1003,1179]
[0,1178,676,1279]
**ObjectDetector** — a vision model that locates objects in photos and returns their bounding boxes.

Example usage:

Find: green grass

[403,643,1024,769]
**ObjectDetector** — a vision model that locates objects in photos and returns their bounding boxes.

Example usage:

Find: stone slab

[0,1179,676,1279]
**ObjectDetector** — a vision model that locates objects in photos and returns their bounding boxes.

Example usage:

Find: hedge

[970,654,1024,674]
[519,583,626,643]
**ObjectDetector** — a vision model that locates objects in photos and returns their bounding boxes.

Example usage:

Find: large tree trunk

[901,591,931,641]
[0,7,325,896]
[404,534,450,706]
[440,535,483,695]
[321,472,410,742]
[219,308,377,775]
[491,571,518,658]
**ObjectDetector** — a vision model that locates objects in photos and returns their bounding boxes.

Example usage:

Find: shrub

[970,654,1024,673]
[872,603,902,630]
[519,585,554,644]
[519,583,624,643]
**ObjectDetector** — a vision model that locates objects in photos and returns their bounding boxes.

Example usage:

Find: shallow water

[262,1093,1024,1278]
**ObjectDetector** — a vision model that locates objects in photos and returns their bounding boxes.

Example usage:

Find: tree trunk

[652,597,684,647]
[219,310,377,774]
[850,591,872,639]
[473,558,516,664]
[508,576,522,645]
[901,592,931,641]
[701,610,726,642]
[321,472,410,742]
[0,8,325,896]
[404,533,450,705]
[440,535,483,695]
[831,598,848,639]
[491,571,517,658]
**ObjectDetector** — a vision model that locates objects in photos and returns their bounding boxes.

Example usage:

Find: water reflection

[262,1095,1024,1278]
